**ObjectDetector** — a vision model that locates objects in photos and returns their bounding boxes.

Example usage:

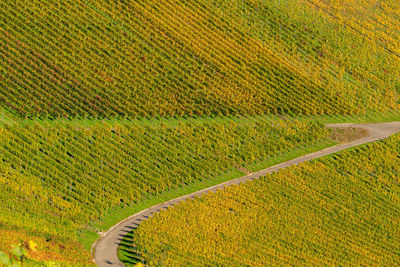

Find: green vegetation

[0,114,330,264]
[1,0,399,265]
[1,0,399,119]
[128,134,400,266]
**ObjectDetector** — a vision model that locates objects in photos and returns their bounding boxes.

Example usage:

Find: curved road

[93,121,400,266]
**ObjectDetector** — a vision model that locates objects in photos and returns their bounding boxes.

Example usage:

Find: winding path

[93,121,400,266]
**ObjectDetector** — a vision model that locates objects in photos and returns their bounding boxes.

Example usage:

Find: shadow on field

[118,230,144,266]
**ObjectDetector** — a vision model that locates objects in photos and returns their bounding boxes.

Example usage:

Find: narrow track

[93,121,400,266]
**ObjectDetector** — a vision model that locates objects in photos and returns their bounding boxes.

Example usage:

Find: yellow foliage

[131,134,400,266]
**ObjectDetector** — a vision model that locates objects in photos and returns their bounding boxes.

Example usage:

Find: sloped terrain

[0,0,399,265]
[1,0,399,118]
[130,133,400,266]
[0,116,329,264]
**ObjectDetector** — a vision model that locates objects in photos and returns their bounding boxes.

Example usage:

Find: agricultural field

[1,0,400,119]
[0,115,332,264]
[0,0,400,266]
[305,0,400,56]
[128,133,400,266]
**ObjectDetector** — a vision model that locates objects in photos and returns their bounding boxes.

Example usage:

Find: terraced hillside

[128,133,400,266]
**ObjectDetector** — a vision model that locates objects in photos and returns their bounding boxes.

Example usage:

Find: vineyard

[1,0,400,265]
[129,133,400,266]
[0,115,330,264]
[304,0,400,57]
[1,0,400,119]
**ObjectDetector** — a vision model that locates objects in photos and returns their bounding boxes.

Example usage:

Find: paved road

[93,121,400,266]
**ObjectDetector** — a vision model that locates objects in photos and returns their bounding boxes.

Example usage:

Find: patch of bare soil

[329,127,369,143]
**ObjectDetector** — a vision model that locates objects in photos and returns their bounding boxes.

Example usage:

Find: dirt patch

[329,127,369,143]
[238,167,252,175]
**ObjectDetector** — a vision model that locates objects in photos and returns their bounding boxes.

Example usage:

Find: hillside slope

[130,133,400,266]
[0,116,329,264]
[0,0,400,265]
[1,0,399,118]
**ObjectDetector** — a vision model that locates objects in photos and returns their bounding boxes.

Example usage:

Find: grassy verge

[246,141,335,172]
[2,109,400,129]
